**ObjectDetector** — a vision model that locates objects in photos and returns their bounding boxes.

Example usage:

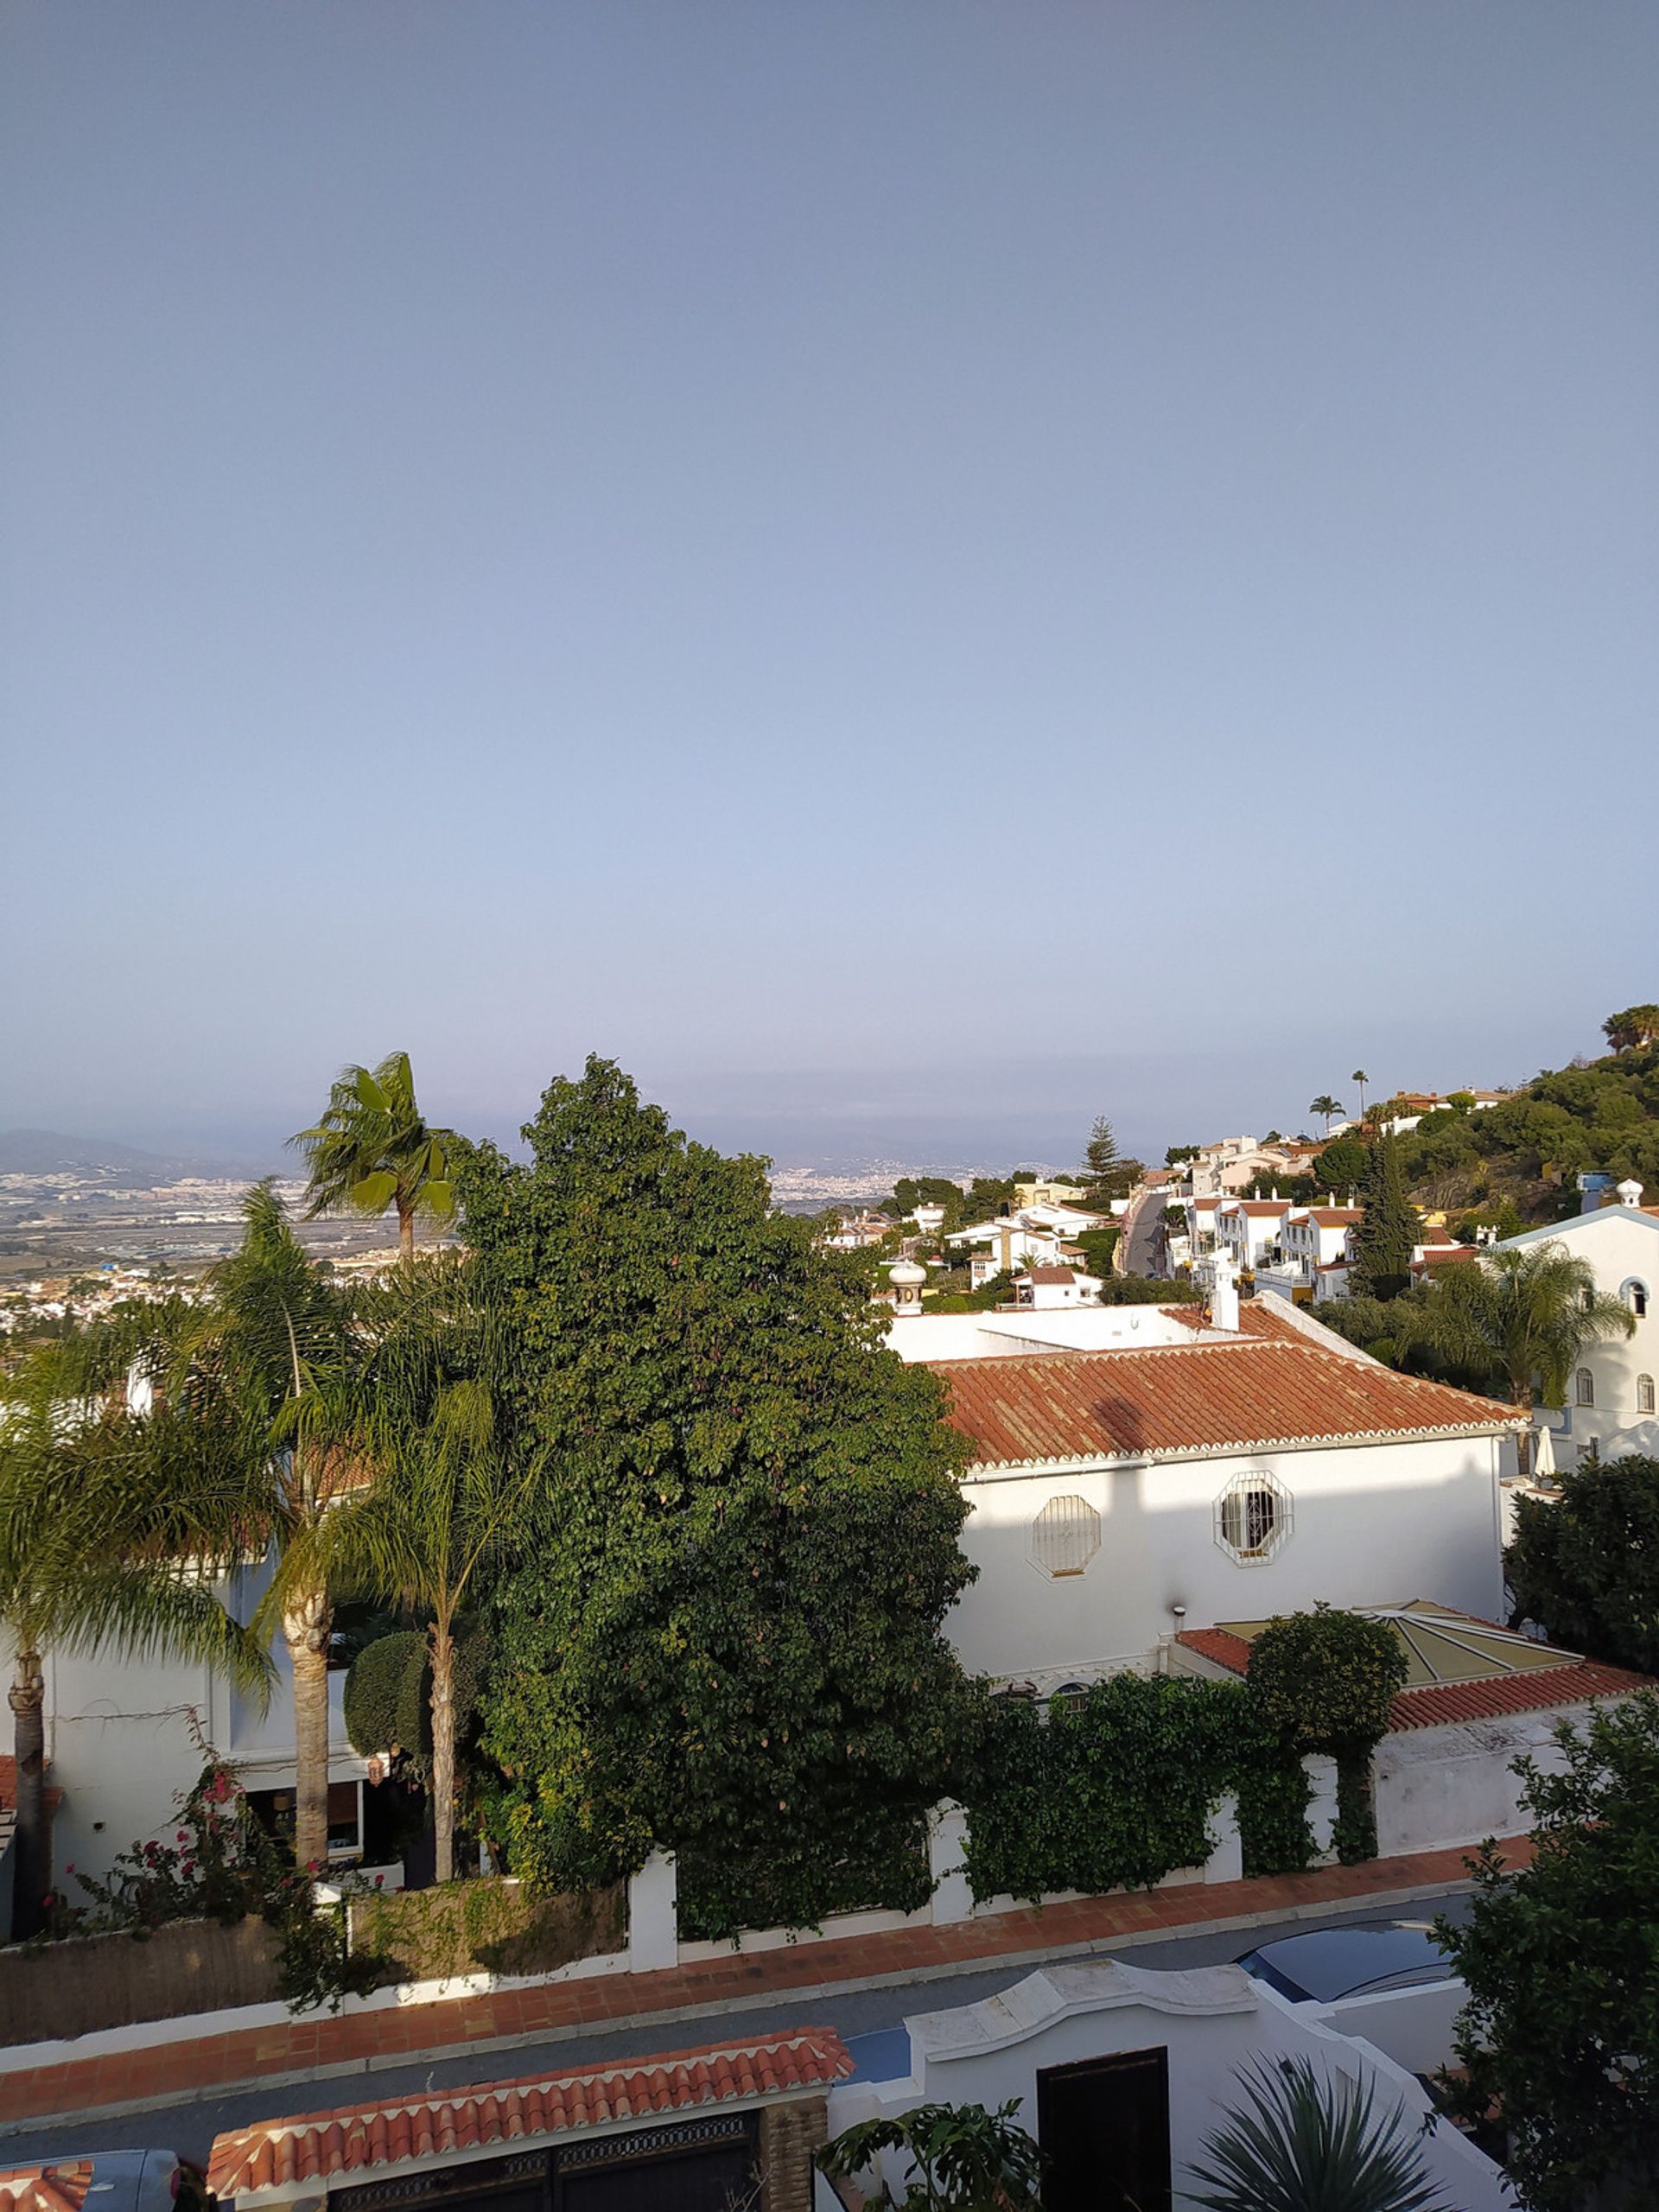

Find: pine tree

[1349,1128,1418,1301]
[1079,1117,1142,1206]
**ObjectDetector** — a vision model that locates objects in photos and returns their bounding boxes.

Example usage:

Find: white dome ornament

[888,1258,927,1318]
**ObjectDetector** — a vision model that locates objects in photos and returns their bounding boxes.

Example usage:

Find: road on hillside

[1119,1187,1166,1276]
[0,1891,1474,2164]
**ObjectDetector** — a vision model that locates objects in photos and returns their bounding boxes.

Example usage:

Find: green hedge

[963,1675,1314,1902]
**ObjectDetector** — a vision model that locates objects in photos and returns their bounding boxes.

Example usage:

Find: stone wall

[0,1915,280,2045]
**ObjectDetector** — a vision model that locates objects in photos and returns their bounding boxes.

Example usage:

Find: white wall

[1372,1703,1600,1859]
[16,1554,369,1890]
[946,1435,1506,1681]
[1499,1211,1659,1464]
[831,1962,1512,2212]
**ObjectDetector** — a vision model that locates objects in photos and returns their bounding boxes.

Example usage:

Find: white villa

[1496,1182,1659,1466]
[887,1268,1519,1694]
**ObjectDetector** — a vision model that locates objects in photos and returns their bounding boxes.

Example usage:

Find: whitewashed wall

[1371,1702,1605,1859]
[947,1434,1506,1681]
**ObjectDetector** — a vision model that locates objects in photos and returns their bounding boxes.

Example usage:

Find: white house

[1013,1264,1103,1309]
[1215,1196,1293,1274]
[1255,1205,1363,1302]
[1495,1186,1659,1465]
[22,1558,380,1893]
[832,1959,1511,2211]
[890,1287,1518,1692]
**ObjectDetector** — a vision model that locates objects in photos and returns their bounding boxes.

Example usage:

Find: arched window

[1640,1375,1656,1414]
[1575,1368,1595,1407]
[1624,1279,1649,1319]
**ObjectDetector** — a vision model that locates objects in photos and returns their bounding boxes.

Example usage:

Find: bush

[1247,1608,1406,1864]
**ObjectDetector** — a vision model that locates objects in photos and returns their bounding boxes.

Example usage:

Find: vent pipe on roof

[1211,1250,1240,1333]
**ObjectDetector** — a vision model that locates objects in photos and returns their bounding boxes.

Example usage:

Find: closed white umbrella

[1531,1421,1558,1484]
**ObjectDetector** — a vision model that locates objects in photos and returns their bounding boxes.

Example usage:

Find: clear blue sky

[3,3,1656,1172]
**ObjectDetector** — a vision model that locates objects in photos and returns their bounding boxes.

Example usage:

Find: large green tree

[291,1051,456,1258]
[1603,1003,1659,1054]
[1507,1454,1659,1671]
[455,1058,981,1936]
[0,1340,270,1937]
[1347,1128,1419,1300]
[1438,1693,1659,2211]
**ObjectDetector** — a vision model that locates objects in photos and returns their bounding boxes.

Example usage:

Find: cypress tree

[1349,1128,1419,1301]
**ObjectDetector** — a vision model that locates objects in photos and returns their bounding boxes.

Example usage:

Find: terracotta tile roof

[929,1338,1518,1467]
[0,1757,61,1814]
[1163,1300,1303,1342]
[1175,1626,1255,1673]
[1024,1265,1075,1284]
[1233,1200,1293,1215]
[1177,1625,1651,1731]
[0,2169,94,2212]
[1307,1209,1362,1225]
[1414,1247,1479,1268]
[207,2029,855,2199]
[1389,1661,1651,1730]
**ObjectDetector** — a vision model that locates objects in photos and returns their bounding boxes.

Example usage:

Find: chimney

[887,1260,926,1319]
[1211,1251,1241,1332]
[1618,1179,1644,1209]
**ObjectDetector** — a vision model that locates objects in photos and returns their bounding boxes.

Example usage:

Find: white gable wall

[949,1433,1506,1683]
[1498,1210,1659,1463]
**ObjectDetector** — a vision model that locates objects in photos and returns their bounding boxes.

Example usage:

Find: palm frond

[1186,2055,1453,2212]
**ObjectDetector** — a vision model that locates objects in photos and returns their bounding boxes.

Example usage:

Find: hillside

[1392,1039,1659,1232]
[0,1128,184,1178]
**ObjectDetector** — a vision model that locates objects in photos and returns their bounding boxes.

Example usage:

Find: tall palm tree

[1399,1241,1635,1477]
[1187,2054,1452,2211]
[299,1253,533,1882]
[1310,1095,1345,1132]
[1351,1069,1370,1116]
[0,1344,271,1939]
[101,1185,364,1873]
[291,1052,456,1259]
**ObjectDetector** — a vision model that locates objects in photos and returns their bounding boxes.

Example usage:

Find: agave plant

[1185,2056,1452,2212]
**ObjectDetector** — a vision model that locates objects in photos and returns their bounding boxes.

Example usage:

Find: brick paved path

[0,1840,1524,2130]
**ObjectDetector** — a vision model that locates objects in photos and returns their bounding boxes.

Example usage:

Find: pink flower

[374,1874,385,1887]
[65,1862,74,1873]
[177,1830,188,1844]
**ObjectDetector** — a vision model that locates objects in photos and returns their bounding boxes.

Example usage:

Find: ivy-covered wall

[963,1674,1317,1902]
[348,1876,624,1983]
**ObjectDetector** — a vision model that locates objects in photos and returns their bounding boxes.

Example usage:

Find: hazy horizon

[5,4,1655,1169]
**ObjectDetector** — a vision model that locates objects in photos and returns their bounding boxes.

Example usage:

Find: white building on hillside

[887,1284,1519,1692]
[1496,1185,1659,1465]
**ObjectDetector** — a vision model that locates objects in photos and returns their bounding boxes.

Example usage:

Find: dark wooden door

[1038,2046,1172,2212]
[556,2140,754,2210]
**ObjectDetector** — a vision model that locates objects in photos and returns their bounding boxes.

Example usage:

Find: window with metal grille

[1640,1375,1656,1414]
[1576,1368,1595,1407]
[1215,1473,1289,1563]
[1030,1493,1101,1578]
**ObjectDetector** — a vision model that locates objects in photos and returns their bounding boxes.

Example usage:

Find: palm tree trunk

[284,1592,333,1874]
[430,1620,455,1885]
[8,1649,48,1942]
[398,1198,415,1261]
[1510,1370,1535,1483]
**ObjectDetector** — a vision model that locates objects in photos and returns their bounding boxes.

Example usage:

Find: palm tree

[1351,1070,1370,1116]
[1310,1095,1345,1133]
[303,1253,533,1883]
[1186,2054,1452,2211]
[291,1052,456,1259]
[103,1185,364,1873]
[0,1344,271,1939]
[1399,1241,1635,1477]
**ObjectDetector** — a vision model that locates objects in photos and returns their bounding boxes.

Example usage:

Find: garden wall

[0,1916,280,2045]
[347,1877,625,1985]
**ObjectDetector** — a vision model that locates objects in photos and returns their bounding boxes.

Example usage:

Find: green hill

[1393,1038,1659,1233]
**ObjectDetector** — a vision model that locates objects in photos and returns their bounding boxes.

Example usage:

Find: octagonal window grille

[1214,1471,1290,1565]
[1030,1493,1101,1579]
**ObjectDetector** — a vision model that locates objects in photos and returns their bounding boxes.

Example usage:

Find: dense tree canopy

[1439,1694,1659,2211]
[455,1058,982,1936]
[1507,1454,1659,1673]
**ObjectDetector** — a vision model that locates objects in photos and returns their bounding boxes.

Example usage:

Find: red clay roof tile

[1389,1662,1650,1731]
[930,1339,1517,1466]
[207,2029,854,2198]
[0,2168,94,2212]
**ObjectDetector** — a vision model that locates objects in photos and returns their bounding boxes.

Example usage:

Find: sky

[3,3,1656,1173]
